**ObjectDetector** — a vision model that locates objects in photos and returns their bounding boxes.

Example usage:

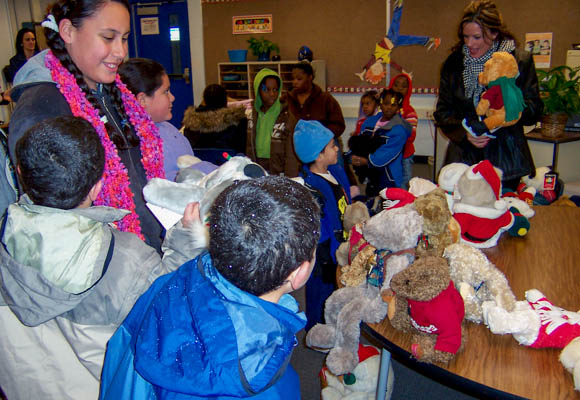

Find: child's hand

[182,202,201,229]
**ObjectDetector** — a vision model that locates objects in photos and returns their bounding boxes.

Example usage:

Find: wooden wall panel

[202,0,580,88]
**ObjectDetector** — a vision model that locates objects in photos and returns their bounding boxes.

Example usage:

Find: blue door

[129,0,193,128]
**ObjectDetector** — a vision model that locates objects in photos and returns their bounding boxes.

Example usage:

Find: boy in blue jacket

[293,120,351,331]
[99,176,321,400]
[349,88,412,197]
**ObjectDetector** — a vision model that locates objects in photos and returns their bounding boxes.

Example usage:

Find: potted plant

[536,65,580,137]
[247,37,280,61]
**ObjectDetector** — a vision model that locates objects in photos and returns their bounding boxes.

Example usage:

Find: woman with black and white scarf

[434,0,543,190]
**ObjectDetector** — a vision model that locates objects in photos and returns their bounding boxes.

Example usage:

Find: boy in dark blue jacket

[349,88,412,197]
[293,120,351,331]
[99,176,321,399]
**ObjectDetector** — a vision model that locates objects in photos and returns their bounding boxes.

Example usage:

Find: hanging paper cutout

[355,0,440,85]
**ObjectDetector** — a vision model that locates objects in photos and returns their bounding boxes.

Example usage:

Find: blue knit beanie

[293,120,334,163]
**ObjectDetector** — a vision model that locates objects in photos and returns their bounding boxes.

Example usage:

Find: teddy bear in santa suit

[452,160,515,248]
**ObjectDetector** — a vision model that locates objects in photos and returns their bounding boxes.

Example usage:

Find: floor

[290,160,478,399]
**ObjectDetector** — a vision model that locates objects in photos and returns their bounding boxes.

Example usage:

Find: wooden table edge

[362,323,528,400]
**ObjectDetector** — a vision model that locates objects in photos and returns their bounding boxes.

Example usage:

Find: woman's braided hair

[44,0,138,149]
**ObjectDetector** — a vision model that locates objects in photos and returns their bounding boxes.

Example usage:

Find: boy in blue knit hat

[293,119,351,331]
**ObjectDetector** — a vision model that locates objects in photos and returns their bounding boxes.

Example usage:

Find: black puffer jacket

[182,105,247,165]
[434,49,543,183]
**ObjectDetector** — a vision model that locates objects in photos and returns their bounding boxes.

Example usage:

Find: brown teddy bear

[414,188,461,257]
[306,205,423,374]
[382,255,465,364]
[475,51,525,132]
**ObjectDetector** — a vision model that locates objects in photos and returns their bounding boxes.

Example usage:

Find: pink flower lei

[45,50,165,239]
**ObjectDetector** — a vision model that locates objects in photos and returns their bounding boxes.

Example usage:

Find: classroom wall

[202,0,580,88]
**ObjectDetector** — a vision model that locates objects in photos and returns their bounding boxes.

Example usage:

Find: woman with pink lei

[8,0,165,252]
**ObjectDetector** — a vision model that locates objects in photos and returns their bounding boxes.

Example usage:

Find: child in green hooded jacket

[246,68,300,177]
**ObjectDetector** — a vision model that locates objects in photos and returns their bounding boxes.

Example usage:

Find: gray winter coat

[0,197,198,399]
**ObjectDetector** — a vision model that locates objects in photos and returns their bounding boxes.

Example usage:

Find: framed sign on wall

[232,15,272,35]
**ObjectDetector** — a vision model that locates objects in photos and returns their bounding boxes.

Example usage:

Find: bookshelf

[217,60,326,100]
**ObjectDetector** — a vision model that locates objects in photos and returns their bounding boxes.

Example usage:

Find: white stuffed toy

[143,155,266,224]
[483,289,580,391]
[142,156,267,257]
[443,243,516,323]
[561,337,580,391]
[320,344,394,400]
[438,163,470,211]
[408,177,437,197]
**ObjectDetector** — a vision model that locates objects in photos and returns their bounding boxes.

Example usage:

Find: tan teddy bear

[476,51,525,132]
[340,245,376,287]
[414,188,461,257]
[361,204,423,290]
[443,243,516,323]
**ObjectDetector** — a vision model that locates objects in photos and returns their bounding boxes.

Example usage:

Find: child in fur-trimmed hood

[182,84,247,165]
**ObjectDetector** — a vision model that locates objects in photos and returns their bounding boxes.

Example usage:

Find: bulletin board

[202,0,580,90]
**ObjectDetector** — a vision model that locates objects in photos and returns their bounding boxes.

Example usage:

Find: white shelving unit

[217,60,326,100]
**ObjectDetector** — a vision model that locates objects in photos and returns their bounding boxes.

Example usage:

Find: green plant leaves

[537,65,580,116]
[246,36,280,57]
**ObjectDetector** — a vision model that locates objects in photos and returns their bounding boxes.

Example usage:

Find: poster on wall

[525,32,552,68]
[141,17,160,35]
[232,15,273,35]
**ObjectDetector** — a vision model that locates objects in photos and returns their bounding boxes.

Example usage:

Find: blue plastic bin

[228,49,247,62]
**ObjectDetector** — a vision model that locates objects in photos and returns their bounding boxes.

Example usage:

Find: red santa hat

[464,160,506,211]
[470,160,501,199]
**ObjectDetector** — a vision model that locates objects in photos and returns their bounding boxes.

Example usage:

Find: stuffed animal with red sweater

[464,52,525,137]
[382,255,465,363]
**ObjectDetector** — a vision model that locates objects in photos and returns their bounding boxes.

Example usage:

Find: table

[525,129,580,172]
[363,206,580,400]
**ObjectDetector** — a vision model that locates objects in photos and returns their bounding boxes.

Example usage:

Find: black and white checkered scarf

[462,39,516,106]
